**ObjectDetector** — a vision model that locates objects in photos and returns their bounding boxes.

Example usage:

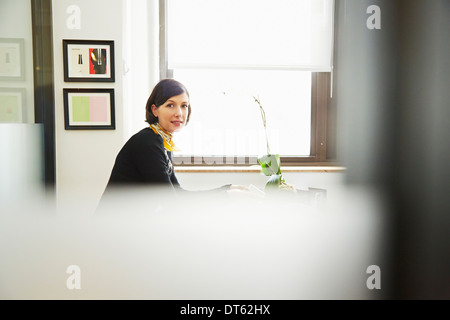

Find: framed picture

[0,88,26,123]
[63,39,115,82]
[0,38,25,81]
[63,88,115,130]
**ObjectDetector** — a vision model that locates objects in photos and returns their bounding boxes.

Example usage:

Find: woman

[102,79,234,198]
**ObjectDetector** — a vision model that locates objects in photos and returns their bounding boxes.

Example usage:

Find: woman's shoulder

[130,127,163,143]
[120,127,164,151]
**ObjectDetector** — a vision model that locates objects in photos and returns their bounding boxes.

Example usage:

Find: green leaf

[258,154,281,176]
[265,174,283,190]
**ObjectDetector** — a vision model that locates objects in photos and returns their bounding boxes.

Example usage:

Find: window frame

[159,0,337,167]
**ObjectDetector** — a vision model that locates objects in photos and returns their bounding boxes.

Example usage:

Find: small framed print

[63,39,115,82]
[0,38,25,81]
[0,88,26,123]
[63,88,115,130]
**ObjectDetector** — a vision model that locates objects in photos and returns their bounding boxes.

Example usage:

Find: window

[160,0,335,166]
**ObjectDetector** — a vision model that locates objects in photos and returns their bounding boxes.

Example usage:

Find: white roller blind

[168,0,334,71]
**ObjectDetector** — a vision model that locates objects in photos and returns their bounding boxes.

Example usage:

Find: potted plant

[253,96,296,192]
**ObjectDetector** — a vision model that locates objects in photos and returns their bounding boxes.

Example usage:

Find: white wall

[123,0,160,138]
[177,170,346,204]
[52,0,126,214]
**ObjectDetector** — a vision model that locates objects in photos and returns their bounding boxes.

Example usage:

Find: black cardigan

[97,128,231,215]
[105,127,181,190]
[103,127,230,194]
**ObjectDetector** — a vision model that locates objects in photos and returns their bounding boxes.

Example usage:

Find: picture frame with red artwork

[63,39,115,82]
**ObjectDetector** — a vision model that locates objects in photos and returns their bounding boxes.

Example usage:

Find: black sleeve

[133,133,175,186]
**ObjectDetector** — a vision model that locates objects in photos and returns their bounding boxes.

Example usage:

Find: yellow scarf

[149,123,179,152]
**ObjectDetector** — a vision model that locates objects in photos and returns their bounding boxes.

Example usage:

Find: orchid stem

[253,95,271,155]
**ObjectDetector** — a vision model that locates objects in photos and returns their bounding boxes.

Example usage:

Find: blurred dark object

[335,0,450,299]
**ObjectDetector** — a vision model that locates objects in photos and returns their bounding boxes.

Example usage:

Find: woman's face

[151,93,189,133]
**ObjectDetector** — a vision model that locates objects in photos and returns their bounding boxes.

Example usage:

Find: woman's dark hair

[145,79,191,124]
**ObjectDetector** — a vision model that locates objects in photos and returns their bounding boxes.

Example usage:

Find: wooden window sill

[174,165,346,173]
